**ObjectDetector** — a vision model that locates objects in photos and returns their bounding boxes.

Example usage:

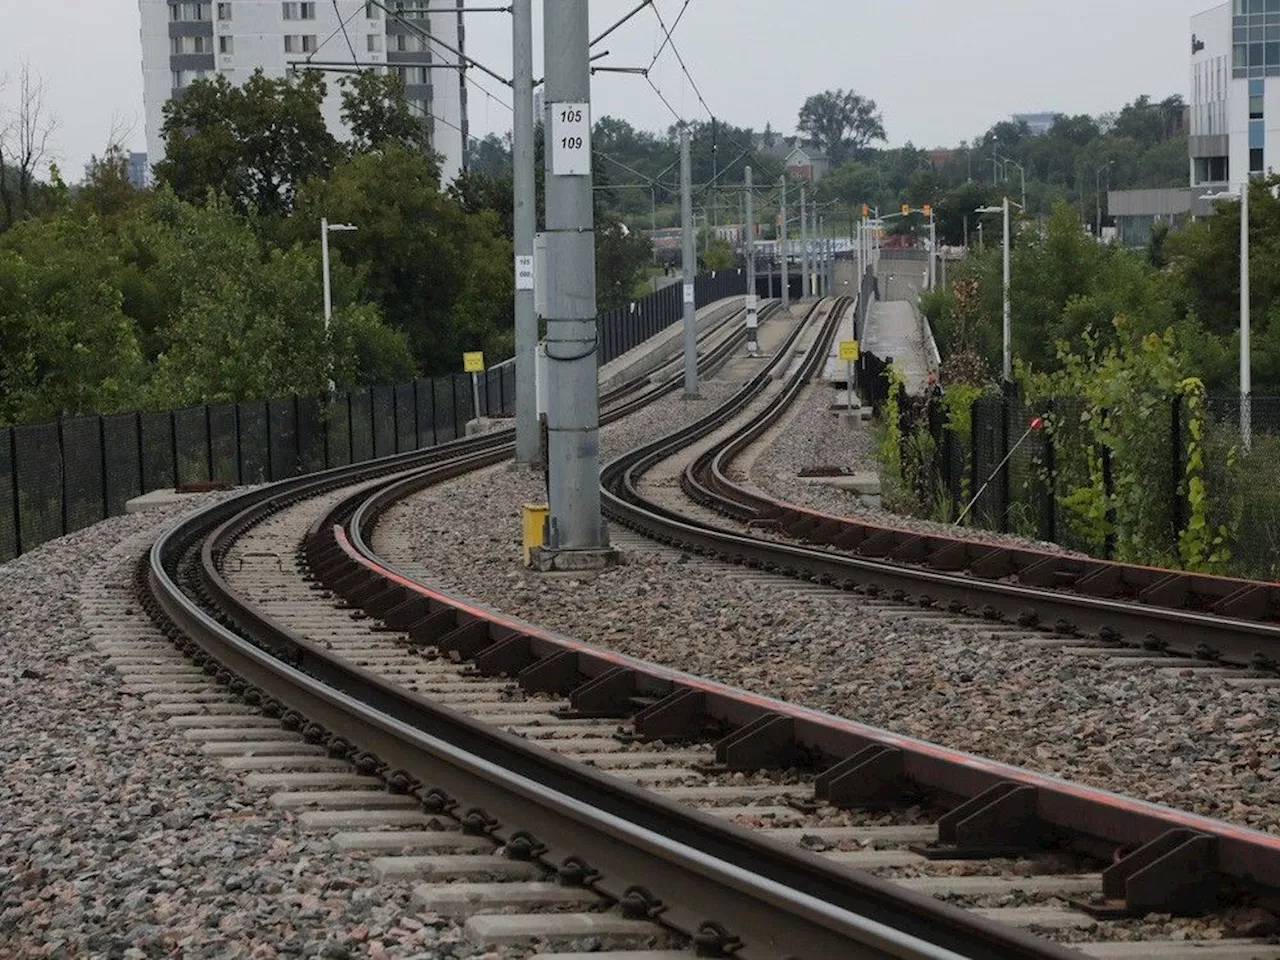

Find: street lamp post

[976,199,1021,381]
[1202,184,1252,450]
[1000,155,1027,211]
[1095,160,1113,239]
[321,218,358,389]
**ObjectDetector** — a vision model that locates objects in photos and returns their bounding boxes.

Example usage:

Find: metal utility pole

[744,166,758,355]
[1002,196,1011,380]
[800,185,810,299]
[779,176,789,310]
[541,0,606,554]
[512,0,537,464]
[680,124,697,396]
[927,209,937,290]
[1241,180,1252,451]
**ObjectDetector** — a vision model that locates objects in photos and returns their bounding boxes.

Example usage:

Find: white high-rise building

[139,0,467,183]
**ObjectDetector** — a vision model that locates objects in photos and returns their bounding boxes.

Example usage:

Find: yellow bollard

[521,503,549,567]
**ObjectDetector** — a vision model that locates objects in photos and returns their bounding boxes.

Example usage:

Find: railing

[0,270,746,563]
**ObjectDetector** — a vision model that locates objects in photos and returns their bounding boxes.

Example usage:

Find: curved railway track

[137,295,1280,959]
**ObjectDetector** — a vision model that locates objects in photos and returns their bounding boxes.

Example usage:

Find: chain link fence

[907,388,1280,581]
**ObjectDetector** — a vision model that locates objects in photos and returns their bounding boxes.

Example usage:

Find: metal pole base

[529,545,622,573]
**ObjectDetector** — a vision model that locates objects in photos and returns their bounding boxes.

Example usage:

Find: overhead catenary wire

[332,0,361,68]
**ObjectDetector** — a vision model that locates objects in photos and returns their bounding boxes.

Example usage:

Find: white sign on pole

[533,232,548,317]
[683,283,695,305]
[550,102,591,176]
[746,294,759,311]
[515,254,535,291]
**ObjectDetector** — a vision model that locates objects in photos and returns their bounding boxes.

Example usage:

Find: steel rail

[308,297,1079,959]
[139,308,1039,959]
[593,301,1280,920]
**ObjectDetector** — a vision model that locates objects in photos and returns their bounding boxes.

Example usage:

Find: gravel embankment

[378,414,1280,837]
[748,382,1080,554]
[0,501,509,960]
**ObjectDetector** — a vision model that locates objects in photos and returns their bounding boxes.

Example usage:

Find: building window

[217,1,232,19]
[282,2,314,19]
[171,2,210,22]
[367,34,382,52]
[284,34,318,53]
[170,35,211,53]
[1252,147,1265,172]
[1251,94,1265,119]
[365,1,380,16]
[219,35,234,54]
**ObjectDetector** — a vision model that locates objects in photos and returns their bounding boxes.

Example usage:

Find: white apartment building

[139,0,468,183]
[1190,0,1280,190]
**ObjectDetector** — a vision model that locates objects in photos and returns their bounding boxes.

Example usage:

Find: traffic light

[901,204,911,217]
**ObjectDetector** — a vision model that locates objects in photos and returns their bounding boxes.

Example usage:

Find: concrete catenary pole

[779,176,789,311]
[542,0,605,552]
[800,185,810,299]
[680,124,697,396]
[512,0,537,464]
[744,165,758,355]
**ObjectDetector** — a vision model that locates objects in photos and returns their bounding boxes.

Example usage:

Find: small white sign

[746,294,759,311]
[746,314,759,330]
[550,101,591,176]
[683,283,695,305]
[515,254,535,291]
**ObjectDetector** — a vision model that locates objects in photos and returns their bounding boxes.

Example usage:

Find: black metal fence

[0,270,747,564]
[902,387,1280,582]
[598,270,746,366]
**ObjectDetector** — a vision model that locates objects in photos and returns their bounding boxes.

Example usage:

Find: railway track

[135,295,1280,958]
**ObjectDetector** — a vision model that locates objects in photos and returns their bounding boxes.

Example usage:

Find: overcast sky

[1,0,1215,179]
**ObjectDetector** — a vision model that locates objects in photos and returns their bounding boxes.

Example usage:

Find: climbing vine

[1178,378,1235,572]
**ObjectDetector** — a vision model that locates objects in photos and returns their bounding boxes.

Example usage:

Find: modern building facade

[138,0,467,183]
[1110,2,1277,246]
[1011,112,1060,136]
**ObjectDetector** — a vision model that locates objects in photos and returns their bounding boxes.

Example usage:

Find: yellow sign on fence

[463,351,486,373]
[838,340,860,362]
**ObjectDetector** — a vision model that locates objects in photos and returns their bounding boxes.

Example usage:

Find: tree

[0,63,60,229]
[466,133,512,179]
[797,89,886,162]
[339,70,431,156]
[596,218,652,312]
[132,189,412,404]
[0,215,147,424]
[290,144,513,373]
[154,69,338,215]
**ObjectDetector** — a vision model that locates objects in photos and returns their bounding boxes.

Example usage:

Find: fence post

[1170,393,1185,554]
[135,412,146,493]
[391,388,401,454]
[293,394,303,474]
[99,416,110,520]
[204,405,214,482]
[1101,409,1116,560]
[368,388,377,458]
[8,428,20,556]
[346,392,355,464]
[54,419,68,536]
[264,400,274,481]
[999,388,1014,533]
[322,397,331,469]
[169,410,179,489]
[233,404,244,485]
[968,399,981,527]
[412,380,421,450]
[451,376,460,440]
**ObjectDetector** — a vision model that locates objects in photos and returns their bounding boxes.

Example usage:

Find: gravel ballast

[375,383,1280,839]
[0,501,510,959]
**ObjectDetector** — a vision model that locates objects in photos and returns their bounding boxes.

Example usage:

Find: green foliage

[155,69,339,215]
[1177,380,1234,573]
[339,70,432,156]
[698,238,736,273]
[596,219,653,313]
[875,365,906,500]
[797,89,886,163]
[0,215,147,423]
[291,144,512,373]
